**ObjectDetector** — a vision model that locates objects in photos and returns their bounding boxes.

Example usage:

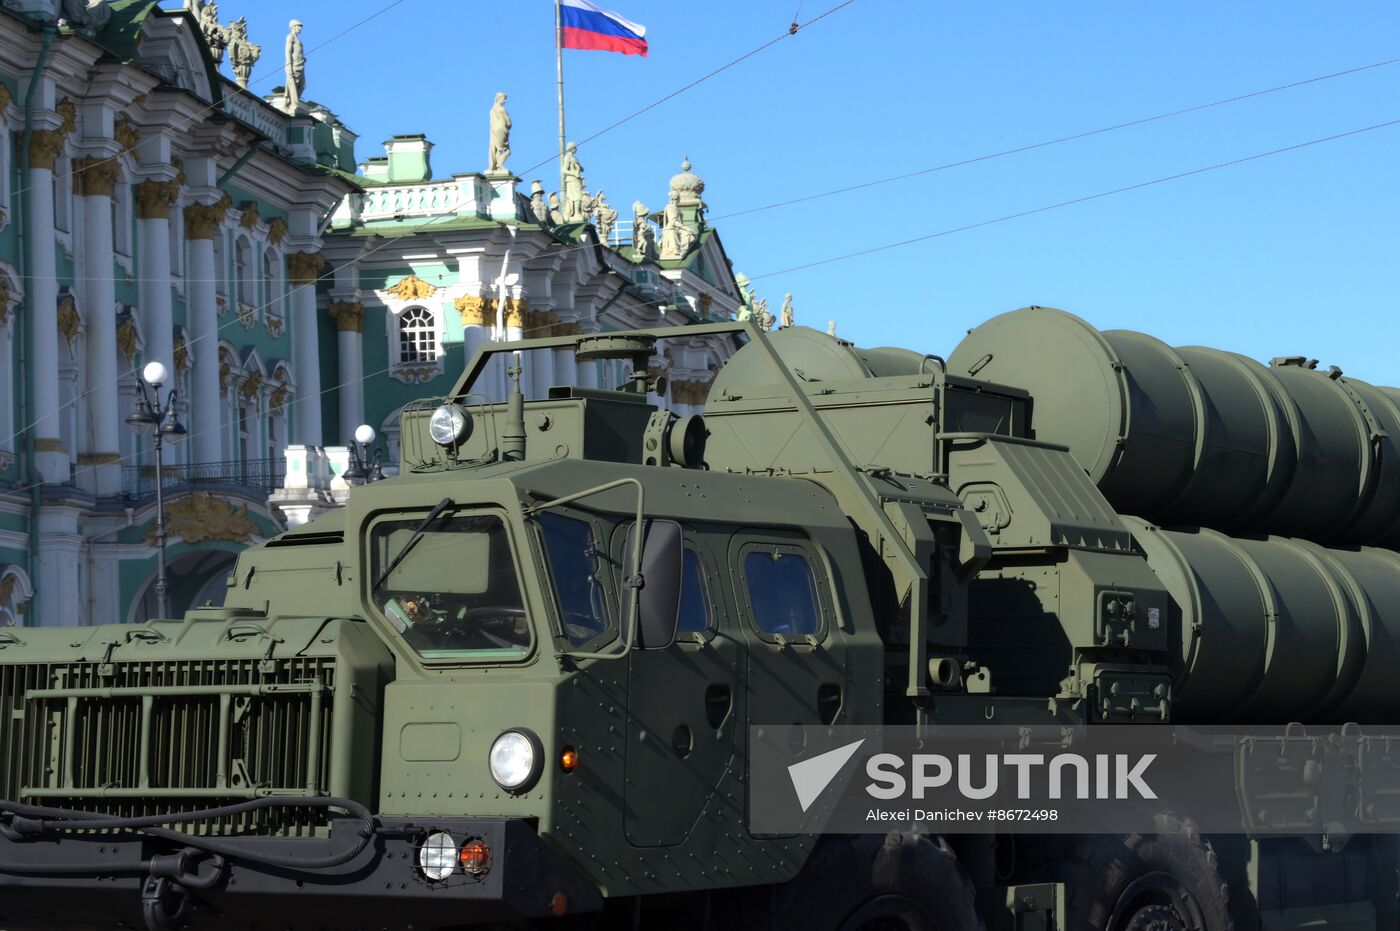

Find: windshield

[370,511,531,659]
[536,511,612,646]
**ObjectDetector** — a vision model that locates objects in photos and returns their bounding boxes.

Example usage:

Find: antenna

[502,351,526,461]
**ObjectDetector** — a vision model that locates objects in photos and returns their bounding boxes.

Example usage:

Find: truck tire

[765,832,983,931]
[1063,815,1233,931]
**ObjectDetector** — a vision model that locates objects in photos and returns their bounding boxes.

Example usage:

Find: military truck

[1,308,1397,930]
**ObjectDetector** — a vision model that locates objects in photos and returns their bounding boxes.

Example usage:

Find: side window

[677,548,711,633]
[743,546,821,638]
[537,511,611,646]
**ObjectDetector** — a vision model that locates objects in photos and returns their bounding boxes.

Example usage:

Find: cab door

[731,532,848,834]
[622,532,744,847]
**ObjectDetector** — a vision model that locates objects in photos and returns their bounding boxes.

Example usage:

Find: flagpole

[556,0,567,195]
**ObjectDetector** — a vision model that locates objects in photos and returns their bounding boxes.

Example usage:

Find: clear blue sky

[224,1,1399,383]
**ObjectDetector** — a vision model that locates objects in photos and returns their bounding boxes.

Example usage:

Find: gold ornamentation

[218,348,238,393]
[57,294,79,343]
[328,301,364,333]
[237,303,256,329]
[0,278,10,325]
[266,217,287,245]
[216,294,227,316]
[698,292,713,317]
[0,84,11,113]
[114,119,140,151]
[135,179,182,220]
[73,156,122,197]
[265,313,284,338]
[33,438,66,453]
[238,201,259,229]
[385,274,436,301]
[28,130,66,170]
[269,384,289,411]
[184,200,225,239]
[238,370,263,401]
[116,315,139,359]
[147,494,259,546]
[77,452,122,465]
[393,364,440,385]
[523,309,557,336]
[287,251,323,285]
[551,320,582,337]
[55,97,76,137]
[505,298,527,328]
[0,574,14,606]
[173,338,189,375]
[454,294,488,326]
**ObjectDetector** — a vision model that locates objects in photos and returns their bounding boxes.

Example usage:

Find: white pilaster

[185,202,223,465]
[329,301,364,445]
[79,171,121,493]
[34,504,82,627]
[289,252,324,445]
[26,159,67,482]
[135,179,179,464]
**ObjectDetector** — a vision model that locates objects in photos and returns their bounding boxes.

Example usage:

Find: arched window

[399,307,438,363]
[234,238,254,319]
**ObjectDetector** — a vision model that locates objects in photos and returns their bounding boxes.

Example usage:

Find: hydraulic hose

[0,796,378,874]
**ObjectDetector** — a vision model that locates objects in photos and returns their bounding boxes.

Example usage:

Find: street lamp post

[343,424,385,485]
[125,360,187,620]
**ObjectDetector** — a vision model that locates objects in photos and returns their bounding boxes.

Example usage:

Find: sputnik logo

[787,739,865,812]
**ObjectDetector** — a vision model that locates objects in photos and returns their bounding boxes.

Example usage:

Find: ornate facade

[1,2,755,627]
[0,0,356,626]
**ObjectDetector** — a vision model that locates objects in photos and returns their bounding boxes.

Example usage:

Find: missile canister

[1124,518,1400,724]
[949,306,1400,545]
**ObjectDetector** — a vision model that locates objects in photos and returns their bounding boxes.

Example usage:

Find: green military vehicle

[2,307,1398,930]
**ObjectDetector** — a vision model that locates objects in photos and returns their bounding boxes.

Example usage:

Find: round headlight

[418,831,458,882]
[490,729,543,792]
[429,404,471,446]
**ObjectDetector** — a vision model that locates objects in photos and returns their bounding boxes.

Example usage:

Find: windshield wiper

[372,497,454,593]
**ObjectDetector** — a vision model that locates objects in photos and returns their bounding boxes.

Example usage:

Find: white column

[461,317,488,401]
[136,179,179,464]
[79,166,122,493]
[289,252,324,444]
[185,201,223,465]
[26,133,66,482]
[329,302,364,445]
[34,505,81,627]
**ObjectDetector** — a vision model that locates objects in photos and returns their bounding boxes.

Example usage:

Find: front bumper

[0,816,603,930]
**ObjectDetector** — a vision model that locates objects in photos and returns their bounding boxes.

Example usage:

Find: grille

[0,657,337,836]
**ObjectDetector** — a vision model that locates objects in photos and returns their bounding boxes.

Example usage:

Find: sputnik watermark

[752,725,1400,835]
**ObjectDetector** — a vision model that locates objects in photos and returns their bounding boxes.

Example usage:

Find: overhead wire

[750,115,1400,280]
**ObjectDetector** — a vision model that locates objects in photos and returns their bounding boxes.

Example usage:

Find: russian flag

[560,0,648,57]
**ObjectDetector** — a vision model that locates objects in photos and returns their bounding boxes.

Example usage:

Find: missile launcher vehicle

[0,308,1396,930]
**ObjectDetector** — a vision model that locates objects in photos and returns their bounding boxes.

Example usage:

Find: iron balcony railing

[121,457,287,499]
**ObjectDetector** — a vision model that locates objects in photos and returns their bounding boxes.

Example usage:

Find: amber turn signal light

[560,746,579,773]
[459,838,490,875]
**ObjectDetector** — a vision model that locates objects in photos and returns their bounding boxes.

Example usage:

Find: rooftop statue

[755,298,775,332]
[530,180,550,226]
[282,19,305,114]
[547,193,565,227]
[658,190,696,260]
[631,201,656,262]
[827,320,837,337]
[591,190,618,242]
[780,293,794,329]
[190,0,228,64]
[562,143,585,223]
[228,18,260,89]
[487,92,511,174]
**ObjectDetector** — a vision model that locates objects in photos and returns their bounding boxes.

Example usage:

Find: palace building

[0,0,750,627]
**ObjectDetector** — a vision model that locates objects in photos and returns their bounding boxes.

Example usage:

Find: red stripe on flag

[561,26,648,56]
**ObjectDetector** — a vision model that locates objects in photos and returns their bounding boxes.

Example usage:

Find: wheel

[763,832,983,931]
[1063,815,1232,931]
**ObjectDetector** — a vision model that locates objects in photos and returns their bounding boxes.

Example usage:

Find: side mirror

[623,519,684,650]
